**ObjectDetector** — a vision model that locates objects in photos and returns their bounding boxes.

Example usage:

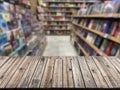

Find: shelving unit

[71,1,120,56]
[0,0,46,56]
[73,30,107,56]
[73,14,120,18]
[72,23,120,44]
[43,0,95,35]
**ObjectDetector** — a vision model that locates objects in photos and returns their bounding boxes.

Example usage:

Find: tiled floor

[43,36,77,56]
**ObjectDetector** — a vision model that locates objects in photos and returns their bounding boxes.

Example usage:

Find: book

[94,36,104,48]
[117,6,120,13]
[86,5,93,15]
[92,19,98,29]
[83,19,88,27]
[105,21,115,34]
[100,39,109,52]
[111,21,119,36]
[103,1,120,13]
[77,7,87,15]
[110,43,119,56]
[90,4,105,14]
[88,19,95,29]
[4,43,13,55]
[86,33,97,44]
[0,33,7,47]
[0,19,9,32]
[94,20,101,30]
[114,22,120,39]
[100,20,113,34]
[105,42,114,55]
[97,20,105,31]
[87,47,93,55]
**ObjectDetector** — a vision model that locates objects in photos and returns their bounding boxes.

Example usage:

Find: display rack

[71,1,120,56]
[0,0,46,56]
[43,0,95,35]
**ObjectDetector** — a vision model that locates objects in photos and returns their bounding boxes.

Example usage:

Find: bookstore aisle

[43,36,77,56]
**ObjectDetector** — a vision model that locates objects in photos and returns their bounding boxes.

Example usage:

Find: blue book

[94,36,104,48]
[0,33,7,47]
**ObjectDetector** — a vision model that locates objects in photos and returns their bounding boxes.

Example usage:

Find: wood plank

[102,57,120,86]
[5,56,32,88]
[0,57,23,88]
[115,57,120,64]
[95,57,120,88]
[85,57,108,88]
[29,57,48,88]
[0,57,17,78]
[107,57,120,73]
[40,57,55,88]
[93,57,117,88]
[52,57,62,88]
[62,57,74,88]
[103,57,120,76]
[78,57,96,88]
[0,57,11,68]
[17,56,40,88]
[71,57,85,88]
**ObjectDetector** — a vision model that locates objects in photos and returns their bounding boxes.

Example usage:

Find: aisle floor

[43,36,77,56]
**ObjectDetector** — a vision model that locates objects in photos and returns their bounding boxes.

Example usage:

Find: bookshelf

[72,23,120,44]
[0,1,46,56]
[73,30,107,56]
[43,0,95,35]
[71,1,120,56]
[73,14,120,18]
[75,40,89,56]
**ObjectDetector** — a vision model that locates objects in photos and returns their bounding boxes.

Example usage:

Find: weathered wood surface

[0,56,119,88]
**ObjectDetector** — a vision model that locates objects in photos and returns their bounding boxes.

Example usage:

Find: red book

[105,42,115,55]
[114,22,120,39]
[88,20,95,29]
[111,22,118,36]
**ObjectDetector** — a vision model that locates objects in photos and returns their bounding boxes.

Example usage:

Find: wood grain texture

[85,57,108,88]
[6,56,32,88]
[52,57,63,88]
[0,56,119,88]
[63,57,74,88]
[71,57,85,88]
[95,57,120,88]
[29,57,47,88]
[78,57,96,88]
[40,57,55,88]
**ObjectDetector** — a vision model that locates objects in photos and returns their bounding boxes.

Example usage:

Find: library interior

[0,0,120,89]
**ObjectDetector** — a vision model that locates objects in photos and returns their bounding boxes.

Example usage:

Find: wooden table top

[0,56,120,88]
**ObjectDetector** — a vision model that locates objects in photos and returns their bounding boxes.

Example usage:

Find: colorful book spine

[94,36,104,48]
[105,42,114,55]
[110,43,119,56]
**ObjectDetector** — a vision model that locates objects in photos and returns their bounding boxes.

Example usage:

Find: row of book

[45,0,96,2]
[46,16,71,21]
[47,12,72,15]
[0,2,28,56]
[74,34,98,56]
[45,30,70,35]
[0,1,46,56]
[48,8,80,13]
[73,18,120,40]
[77,1,120,16]
[46,3,83,7]
[47,26,70,30]
[74,26,119,56]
